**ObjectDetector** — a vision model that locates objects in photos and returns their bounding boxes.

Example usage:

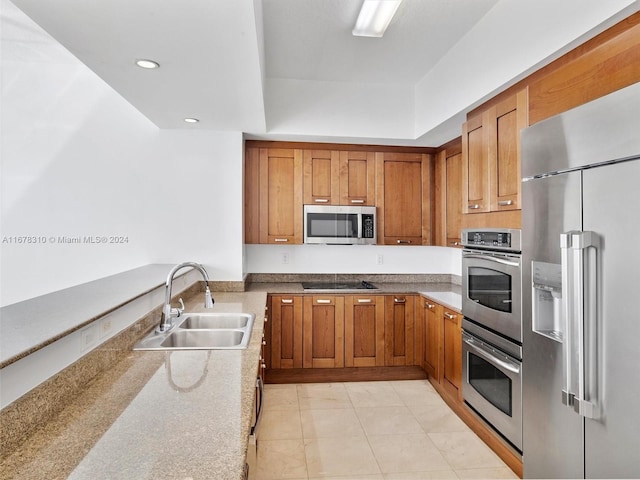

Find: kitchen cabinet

[434,144,463,247]
[375,152,432,245]
[462,89,527,214]
[416,298,441,379]
[442,307,462,400]
[339,150,376,205]
[245,147,303,244]
[303,296,345,368]
[269,295,303,369]
[344,295,385,367]
[303,149,340,205]
[384,295,415,366]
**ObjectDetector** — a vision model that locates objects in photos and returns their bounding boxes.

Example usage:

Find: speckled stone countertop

[246,273,462,312]
[1,291,266,480]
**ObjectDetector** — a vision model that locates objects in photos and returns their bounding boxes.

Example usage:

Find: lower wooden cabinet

[442,308,462,400]
[384,295,415,366]
[416,298,442,379]
[344,295,385,367]
[303,296,345,368]
[269,295,303,369]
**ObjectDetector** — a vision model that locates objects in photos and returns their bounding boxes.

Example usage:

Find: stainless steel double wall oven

[461,228,523,451]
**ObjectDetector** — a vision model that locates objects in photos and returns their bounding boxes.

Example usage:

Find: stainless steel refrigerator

[521,81,640,478]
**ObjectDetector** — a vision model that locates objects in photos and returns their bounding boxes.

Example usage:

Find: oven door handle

[462,254,520,267]
[463,334,520,374]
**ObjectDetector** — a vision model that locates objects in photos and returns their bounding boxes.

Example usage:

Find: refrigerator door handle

[560,232,577,408]
[571,231,598,419]
[561,231,599,419]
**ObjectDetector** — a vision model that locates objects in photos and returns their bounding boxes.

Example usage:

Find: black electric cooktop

[302,280,377,291]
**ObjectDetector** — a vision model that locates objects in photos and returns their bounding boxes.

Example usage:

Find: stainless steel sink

[161,329,246,349]
[177,313,251,329]
[133,312,255,350]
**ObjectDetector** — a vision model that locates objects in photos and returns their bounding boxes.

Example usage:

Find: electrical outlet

[377,254,384,265]
[281,252,290,264]
[101,319,113,338]
[81,325,98,352]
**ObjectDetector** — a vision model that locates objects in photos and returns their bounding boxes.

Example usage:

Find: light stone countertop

[1,291,266,480]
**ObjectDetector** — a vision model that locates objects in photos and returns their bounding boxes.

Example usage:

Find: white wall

[245,244,461,276]
[0,1,244,306]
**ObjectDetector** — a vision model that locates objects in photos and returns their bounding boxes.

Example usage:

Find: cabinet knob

[498,200,513,206]
[444,312,456,320]
[261,363,266,369]
[426,303,435,309]
[274,238,289,242]
[394,297,406,304]
[262,340,267,346]
[468,204,480,210]
[396,239,412,244]
[281,298,293,304]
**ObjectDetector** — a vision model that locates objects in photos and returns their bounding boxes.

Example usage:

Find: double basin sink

[133,312,255,350]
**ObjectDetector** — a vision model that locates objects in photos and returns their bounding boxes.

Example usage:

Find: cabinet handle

[468,204,480,210]
[262,340,267,346]
[281,299,293,304]
[350,199,365,204]
[498,200,513,206]
[444,312,456,320]
[450,241,459,246]
[316,299,331,304]
[357,298,372,303]
[426,303,435,309]
[314,198,329,203]
[394,297,406,304]
[261,363,266,369]
[274,238,288,242]
[396,239,412,244]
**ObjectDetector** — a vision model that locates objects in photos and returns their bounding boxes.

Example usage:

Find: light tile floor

[256,380,518,480]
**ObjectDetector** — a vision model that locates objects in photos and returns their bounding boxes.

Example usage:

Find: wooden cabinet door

[259,148,303,244]
[303,150,340,205]
[384,295,415,366]
[462,114,490,214]
[434,146,463,247]
[424,300,442,380]
[270,296,303,369]
[303,296,345,368]
[442,308,462,400]
[489,89,527,212]
[376,153,432,245]
[339,151,375,205]
[344,295,385,367]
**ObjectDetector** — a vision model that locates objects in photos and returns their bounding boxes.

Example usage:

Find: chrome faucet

[158,262,215,332]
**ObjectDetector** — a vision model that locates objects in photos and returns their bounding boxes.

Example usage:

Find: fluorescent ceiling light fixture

[135,59,160,69]
[352,0,402,37]
[183,118,199,123]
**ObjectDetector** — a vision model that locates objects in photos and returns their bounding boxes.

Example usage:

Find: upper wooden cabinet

[339,151,376,205]
[434,145,463,247]
[462,89,528,214]
[245,147,303,244]
[375,152,433,245]
[303,150,340,205]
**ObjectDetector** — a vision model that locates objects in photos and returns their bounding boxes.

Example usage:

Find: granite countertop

[1,291,266,480]
[247,279,462,312]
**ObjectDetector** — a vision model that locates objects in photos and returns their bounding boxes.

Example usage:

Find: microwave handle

[357,213,363,239]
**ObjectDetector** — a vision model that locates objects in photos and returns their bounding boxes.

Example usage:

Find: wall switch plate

[377,254,384,265]
[281,252,289,264]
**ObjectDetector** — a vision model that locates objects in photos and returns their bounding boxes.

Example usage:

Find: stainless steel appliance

[462,228,522,343]
[304,205,376,245]
[521,82,640,478]
[461,228,523,450]
[302,280,377,290]
[462,319,522,451]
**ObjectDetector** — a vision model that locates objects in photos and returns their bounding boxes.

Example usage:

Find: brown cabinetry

[339,151,376,205]
[269,295,303,369]
[384,295,415,366]
[303,296,345,368]
[303,149,340,205]
[462,89,527,215]
[434,144,463,247]
[417,299,441,379]
[245,147,303,244]
[442,308,462,400]
[375,153,432,245]
[344,295,385,367]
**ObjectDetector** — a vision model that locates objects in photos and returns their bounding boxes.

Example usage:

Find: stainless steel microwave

[303,205,376,245]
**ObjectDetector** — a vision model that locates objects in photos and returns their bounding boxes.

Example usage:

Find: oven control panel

[461,228,521,252]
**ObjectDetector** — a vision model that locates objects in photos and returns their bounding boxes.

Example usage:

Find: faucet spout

[158,262,215,333]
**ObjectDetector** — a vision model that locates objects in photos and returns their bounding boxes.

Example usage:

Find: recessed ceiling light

[352,0,403,37]
[135,59,160,69]
[184,118,200,123]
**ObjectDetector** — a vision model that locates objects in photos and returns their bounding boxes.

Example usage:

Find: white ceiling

[7,0,640,146]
